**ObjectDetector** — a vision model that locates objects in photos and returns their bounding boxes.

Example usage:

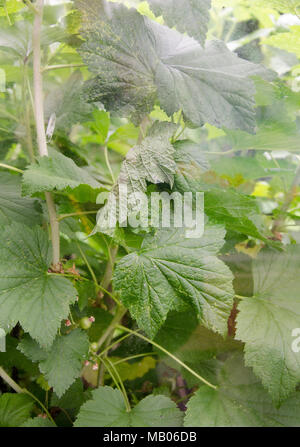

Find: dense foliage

[0,0,300,427]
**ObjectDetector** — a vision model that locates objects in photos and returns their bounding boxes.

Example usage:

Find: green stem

[42,64,85,72]
[97,332,136,357]
[95,284,121,306]
[116,325,217,390]
[105,357,131,412]
[32,0,60,267]
[58,210,98,221]
[24,389,56,425]
[96,306,127,352]
[101,246,119,291]
[0,163,23,174]
[0,367,56,425]
[101,357,122,393]
[104,146,115,183]
[24,0,39,14]
[235,294,248,300]
[23,62,35,163]
[113,352,158,366]
[76,242,98,286]
[0,366,23,393]
[3,3,12,25]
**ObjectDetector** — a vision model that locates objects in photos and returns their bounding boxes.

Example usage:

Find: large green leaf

[0,172,42,226]
[74,386,182,427]
[77,0,271,132]
[147,0,211,45]
[22,149,102,197]
[0,394,34,427]
[184,354,300,427]
[0,223,76,348]
[113,224,234,338]
[95,122,176,232]
[19,330,89,397]
[236,246,300,404]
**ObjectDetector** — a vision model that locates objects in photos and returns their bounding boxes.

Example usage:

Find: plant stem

[58,210,98,221]
[105,357,131,412]
[116,325,217,390]
[97,332,136,357]
[113,352,158,366]
[32,0,60,266]
[0,366,23,393]
[137,116,151,144]
[76,242,98,286]
[101,245,118,290]
[24,0,39,14]
[4,3,12,25]
[0,367,56,425]
[42,64,85,72]
[104,146,115,183]
[23,63,35,163]
[96,305,127,352]
[24,389,56,425]
[0,163,23,174]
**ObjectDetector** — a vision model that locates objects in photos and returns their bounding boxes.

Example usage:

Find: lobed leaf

[113,224,234,338]
[236,246,300,404]
[74,386,182,427]
[0,223,77,348]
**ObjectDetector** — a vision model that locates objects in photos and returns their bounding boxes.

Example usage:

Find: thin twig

[116,325,217,390]
[0,163,23,174]
[42,64,85,72]
[0,367,56,425]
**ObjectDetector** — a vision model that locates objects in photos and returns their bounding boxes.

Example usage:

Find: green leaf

[174,140,210,172]
[264,26,300,58]
[147,0,211,45]
[204,189,269,241]
[22,149,102,197]
[0,172,42,226]
[95,122,176,231]
[0,394,34,427]
[51,379,91,413]
[21,417,55,427]
[174,165,271,242]
[113,224,234,338]
[77,0,271,131]
[19,329,89,397]
[0,0,25,17]
[0,336,38,375]
[184,354,300,427]
[44,71,94,133]
[74,386,182,427]
[236,246,300,404]
[0,21,67,59]
[0,223,76,348]
[225,121,300,153]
